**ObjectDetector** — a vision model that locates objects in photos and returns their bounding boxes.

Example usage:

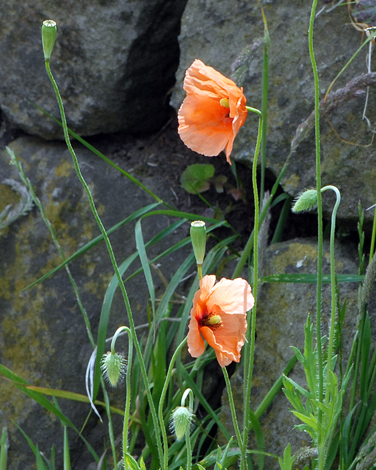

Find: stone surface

[220,238,361,467]
[1,0,375,466]
[172,0,376,223]
[0,0,187,139]
[0,132,196,468]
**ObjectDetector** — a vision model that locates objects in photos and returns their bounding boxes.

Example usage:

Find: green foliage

[5,5,376,470]
[283,315,352,469]
[181,163,215,194]
[278,444,294,470]
[0,428,8,470]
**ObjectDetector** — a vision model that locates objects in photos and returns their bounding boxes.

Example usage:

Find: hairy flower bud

[170,406,194,441]
[101,351,127,387]
[292,189,318,213]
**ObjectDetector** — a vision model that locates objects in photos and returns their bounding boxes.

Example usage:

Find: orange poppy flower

[178,59,248,165]
[187,275,254,367]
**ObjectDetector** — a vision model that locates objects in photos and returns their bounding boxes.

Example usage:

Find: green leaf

[181,164,215,194]
[1,364,99,463]
[63,427,71,470]
[0,427,8,470]
[248,411,264,470]
[360,313,371,403]
[20,203,161,292]
[291,346,305,365]
[124,453,142,470]
[278,444,295,470]
[213,175,227,193]
[135,218,156,319]
[261,273,364,284]
[283,375,312,399]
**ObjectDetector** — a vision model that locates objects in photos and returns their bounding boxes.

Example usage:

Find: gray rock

[0,0,187,139]
[0,133,192,468]
[220,238,360,467]
[172,1,376,222]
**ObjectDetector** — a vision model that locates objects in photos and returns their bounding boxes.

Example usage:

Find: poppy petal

[178,59,247,163]
[201,326,240,365]
[207,278,254,314]
[186,275,254,367]
[187,314,205,358]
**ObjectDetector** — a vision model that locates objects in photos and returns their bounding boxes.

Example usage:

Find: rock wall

[172,0,376,223]
[0,0,188,139]
[0,0,375,468]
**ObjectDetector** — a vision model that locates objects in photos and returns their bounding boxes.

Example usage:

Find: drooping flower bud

[292,189,318,213]
[101,351,127,387]
[170,406,194,441]
[190,220,206,265]
[41,20,57,60]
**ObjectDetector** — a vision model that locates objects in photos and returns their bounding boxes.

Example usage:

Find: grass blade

[20,203,161,292]
[0,363,99,462]
[0,427,8,470]
[135,218,156,320]
[261,273,364,284]
[63,427,71,470]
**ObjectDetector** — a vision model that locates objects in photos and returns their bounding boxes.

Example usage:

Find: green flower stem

[110,326,134,463]
[260,14,270,204]
[233,108,263,279]
[241,107,262,470]
[308,0,324,467]
[158,336,188,470]
[101,378,118,467]
[123,331,133,466]
[232,149,292,280]
[222,366,244,465]
[369,206,376,263]
[0,427,8,470]
[246,106,262,117]
[44,58,164,466]
[320,186,341,401]
[182,389,194,470]
[198,264,203,281]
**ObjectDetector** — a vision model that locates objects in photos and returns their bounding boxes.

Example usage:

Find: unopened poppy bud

[101,351,127,387]
[292,189,318,213]
[220,98,230,108]
[170,406,194,441]
[41,20,57,60]
[190,221,206,265]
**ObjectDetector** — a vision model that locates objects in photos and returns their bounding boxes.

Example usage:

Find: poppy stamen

[202,314,222,329]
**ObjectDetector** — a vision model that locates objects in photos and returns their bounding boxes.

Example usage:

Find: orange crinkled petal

[178,59,247,164]
[187,312,205,358]
[207,277,254,315]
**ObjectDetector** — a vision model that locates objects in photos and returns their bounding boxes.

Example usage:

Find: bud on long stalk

[41,20,57,60]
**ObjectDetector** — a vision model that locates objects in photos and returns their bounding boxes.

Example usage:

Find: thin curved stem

[222,366,243,458]
[181,389,194,470]
[158,336,188,470]
[320,186,341,400]
[241,109,263,470]
[308,0,324,467]
[109,326,134,465]
[44,59,164,466]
